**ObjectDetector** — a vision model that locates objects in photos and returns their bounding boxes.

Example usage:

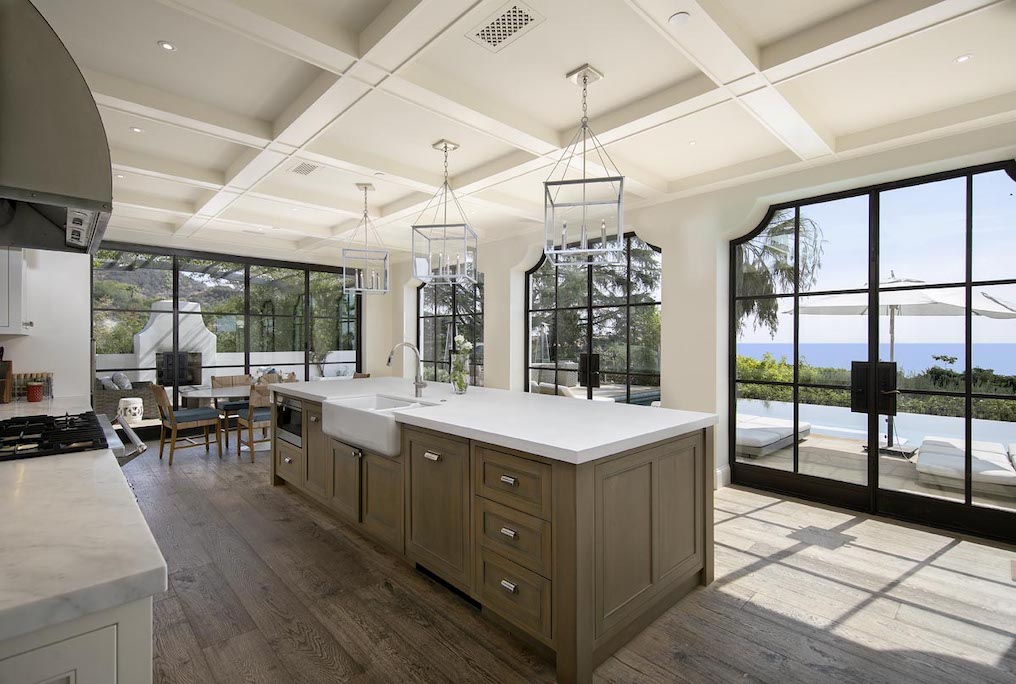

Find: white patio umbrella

[792,275,1016,446]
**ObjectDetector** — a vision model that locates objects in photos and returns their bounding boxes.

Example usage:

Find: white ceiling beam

[153,0,358,74]
[836,90,1016,154]
[112,192,196,217]
[175,1,490,241]
[762,0,1003,83]
[85,69,272,148]
[624,0,834,160]
[110,148,224,190]
[388,65,560,154]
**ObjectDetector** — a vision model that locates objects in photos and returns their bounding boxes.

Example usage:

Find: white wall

[0,249,91,398]
[380,119,1016,487]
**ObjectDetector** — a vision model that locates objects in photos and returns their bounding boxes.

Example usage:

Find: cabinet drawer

[477,548,552,642]
[475,446,552,520]
[276,440,303,484]
[476,498,552,579]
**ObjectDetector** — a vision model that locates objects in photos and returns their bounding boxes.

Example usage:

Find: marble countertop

[273,377,717,464]
[0,396,93,420]
[0,401,167,643]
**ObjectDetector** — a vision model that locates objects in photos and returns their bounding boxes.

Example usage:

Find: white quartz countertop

[273,377,716,464]
[0,401,168,643]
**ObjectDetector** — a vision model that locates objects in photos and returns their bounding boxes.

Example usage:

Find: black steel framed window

[92,242,362,408]
[729,160,1016,543]
[416,278,484,385]
[525,233,661,405]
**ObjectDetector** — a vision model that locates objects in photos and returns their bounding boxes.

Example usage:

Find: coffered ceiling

[31,0,1016,262]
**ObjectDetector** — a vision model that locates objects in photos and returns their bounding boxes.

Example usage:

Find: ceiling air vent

[467,2,543,53]
[290,161,320,176]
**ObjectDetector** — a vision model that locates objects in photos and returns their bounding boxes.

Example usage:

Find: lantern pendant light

[342,183,389,294]
[411,140,478,286]
[544,64,625,267]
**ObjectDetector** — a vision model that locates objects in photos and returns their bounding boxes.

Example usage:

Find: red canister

[26,381,44,402]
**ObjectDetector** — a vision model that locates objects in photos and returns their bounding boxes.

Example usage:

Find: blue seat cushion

[173,408,220,423]
[242,407,272,423]
[222,400,249,411]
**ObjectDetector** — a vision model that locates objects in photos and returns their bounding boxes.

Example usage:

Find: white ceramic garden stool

[117,397,144,425]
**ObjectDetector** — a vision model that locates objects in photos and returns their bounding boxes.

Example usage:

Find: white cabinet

[0,598,153,684]
[0,625,116,684]
[0,248,31,336]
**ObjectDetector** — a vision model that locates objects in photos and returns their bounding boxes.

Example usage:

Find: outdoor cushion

[171,408,220,424]
[99,376,117,390]
[916,436,1016,486]
[1009,444,1016,467]
[736,415,812,449]
[111,372,133,390]
[222,400,249,411]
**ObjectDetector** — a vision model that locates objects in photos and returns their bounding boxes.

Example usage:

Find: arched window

[417,277,484,385]
[729,160,1016,542]
[525,234,661,404]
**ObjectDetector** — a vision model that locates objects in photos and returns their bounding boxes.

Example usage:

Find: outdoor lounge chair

[736,414,812,458]
[915,436,1016,493]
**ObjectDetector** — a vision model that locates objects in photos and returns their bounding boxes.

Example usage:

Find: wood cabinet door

[362,451,403,552]
[303,403,331,498]
[330,438,361,523]
[593,432,704,637]
[405,430,471,592]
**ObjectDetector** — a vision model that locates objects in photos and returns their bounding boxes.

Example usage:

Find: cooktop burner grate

[0,412,108,462]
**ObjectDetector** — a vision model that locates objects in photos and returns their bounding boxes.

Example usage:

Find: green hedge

[737,353,1016,422]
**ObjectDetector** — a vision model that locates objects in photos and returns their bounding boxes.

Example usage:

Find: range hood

[0,0,111,254]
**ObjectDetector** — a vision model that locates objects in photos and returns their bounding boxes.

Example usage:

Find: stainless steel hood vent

[0,0,112,254]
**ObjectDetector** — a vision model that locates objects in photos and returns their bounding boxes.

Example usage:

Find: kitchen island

[0,397,167,683]
[270,377,716,684]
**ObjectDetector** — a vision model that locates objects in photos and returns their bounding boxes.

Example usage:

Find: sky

[740,168,1016,345]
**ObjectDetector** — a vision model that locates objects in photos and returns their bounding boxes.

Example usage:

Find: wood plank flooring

[122,443,1016,683]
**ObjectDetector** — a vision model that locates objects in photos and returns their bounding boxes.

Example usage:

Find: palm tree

[735,208,823,337]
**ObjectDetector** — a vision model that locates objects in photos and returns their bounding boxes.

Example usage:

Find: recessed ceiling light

[129,126,143,133]
[290,207,300,212]
[373,171,386,177]
[114,173,124,179]
[157,40,176,52]
[668,11,691,26]
[688,140,697,147]
[954,53,972,63]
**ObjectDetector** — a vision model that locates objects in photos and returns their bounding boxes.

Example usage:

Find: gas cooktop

[0,412,109,462]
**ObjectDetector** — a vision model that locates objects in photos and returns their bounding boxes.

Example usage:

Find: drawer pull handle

[310,415,319,423]
[500,579,517,594]
[351,450,361,459]
[499,474,517,487]
[424,451,441,462]
[500,527,517,540]
[283,457,293,464]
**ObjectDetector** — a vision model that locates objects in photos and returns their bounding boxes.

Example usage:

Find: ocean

[738,343,1016,375]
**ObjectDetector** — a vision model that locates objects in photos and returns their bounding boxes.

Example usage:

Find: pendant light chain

[361,185,369,250]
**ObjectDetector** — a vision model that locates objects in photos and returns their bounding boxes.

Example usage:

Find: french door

[730,161,1016,543]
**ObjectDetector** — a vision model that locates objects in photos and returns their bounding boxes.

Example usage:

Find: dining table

[179,385,271,452]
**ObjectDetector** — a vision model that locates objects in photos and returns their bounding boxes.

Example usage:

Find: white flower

[457,340,473,353]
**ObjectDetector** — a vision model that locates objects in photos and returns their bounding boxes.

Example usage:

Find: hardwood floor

[122,443,1016,683]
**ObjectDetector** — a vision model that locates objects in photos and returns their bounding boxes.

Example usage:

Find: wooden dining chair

[237,384,272,462]
[152,384,222,466]
[257,373,281,385]
[211,374,252,447]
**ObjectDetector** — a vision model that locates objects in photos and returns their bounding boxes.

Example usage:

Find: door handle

[500,579,518,594]
[351,449,362,459]
[500,527,517,539]
[499,474,518,487]
[424,451,441,461]
[310,415,319,422]
[284,457,293,464]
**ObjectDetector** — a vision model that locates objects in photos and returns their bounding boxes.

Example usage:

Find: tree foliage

[735,209,824,337]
